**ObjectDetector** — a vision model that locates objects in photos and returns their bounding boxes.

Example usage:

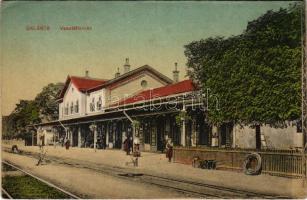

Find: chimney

[173,62,179,83]
[123,58,130,73]
[85,70,89,78]
[115,67,120,78]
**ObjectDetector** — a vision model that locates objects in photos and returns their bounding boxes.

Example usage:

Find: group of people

[60,134,106,150]
[62,134,173,162]
[123,135,173,162]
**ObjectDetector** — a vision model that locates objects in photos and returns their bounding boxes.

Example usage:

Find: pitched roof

[87,65,173,92]
[70,76,107,91]
[58,76,108,99]
[115,79,197,106]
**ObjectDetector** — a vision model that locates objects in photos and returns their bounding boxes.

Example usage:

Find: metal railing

[173,147,307,178]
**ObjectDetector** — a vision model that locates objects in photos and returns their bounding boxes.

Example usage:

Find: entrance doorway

[219,123,233,148]
[156,117,165,152]
[170,117,180,146]
[97,123,107,149]
[114,122,122,149]
[220,124,227,147]
[186,121,192,147]
[72,128,78,147]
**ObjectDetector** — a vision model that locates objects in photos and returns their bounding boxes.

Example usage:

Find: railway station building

[34,59,303,152]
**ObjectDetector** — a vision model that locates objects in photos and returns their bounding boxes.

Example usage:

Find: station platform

[2,142,307,198]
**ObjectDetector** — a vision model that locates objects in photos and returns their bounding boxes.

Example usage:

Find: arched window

[97,96,102,110]
[75,100,79,113]
[70,102,74,114]
[65,103,69,115]
[90,98,95,112]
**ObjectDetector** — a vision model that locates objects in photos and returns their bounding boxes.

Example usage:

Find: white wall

[61,82,83,119]
[59,82,107,118]
[37,126,55,146]
[261,125,303,149]
[233,125,256,149]
[86,89,106,114]
[58,71,169,119]
[80,93,87,115]
[44,130,54,145]
[233,124,303,149]
[107,73,166,105]
[59,102,63,119]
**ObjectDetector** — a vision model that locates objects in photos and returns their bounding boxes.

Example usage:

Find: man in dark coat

[123,137,129,155]
[65,139,70,150]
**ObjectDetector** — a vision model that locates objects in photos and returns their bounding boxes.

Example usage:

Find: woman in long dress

[165,138,174,162]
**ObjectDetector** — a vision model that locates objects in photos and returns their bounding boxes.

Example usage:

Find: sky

[0,1,294,116]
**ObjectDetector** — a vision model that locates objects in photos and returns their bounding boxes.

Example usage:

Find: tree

[2,116,11,139]
[34,82,64,121]
[184,4,302,148]
[2,82,64,139]
[3,100,40,139]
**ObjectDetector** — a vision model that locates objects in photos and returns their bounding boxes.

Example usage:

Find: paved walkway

[2,143,307,198]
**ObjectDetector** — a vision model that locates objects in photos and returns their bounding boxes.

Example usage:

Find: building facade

[35,59,304,151]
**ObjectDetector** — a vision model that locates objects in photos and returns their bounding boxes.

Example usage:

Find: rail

[2,187,13,199]
[3,149,288,198]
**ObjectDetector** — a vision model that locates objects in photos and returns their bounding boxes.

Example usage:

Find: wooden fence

[173,147,307,178]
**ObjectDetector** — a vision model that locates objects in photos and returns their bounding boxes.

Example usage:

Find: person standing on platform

[123,137,129,155]
[65,138,70,150]
[166,138,174,162]
[128,136,133,155]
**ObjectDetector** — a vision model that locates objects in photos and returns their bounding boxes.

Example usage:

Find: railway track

[2,187,13,199]
[2,148,289,199]
[2,161,80,199]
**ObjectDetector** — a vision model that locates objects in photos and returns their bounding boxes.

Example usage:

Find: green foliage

[3,100,40,139]
[184,3,302,127]
[2,175,70,198]
[2,82,64,139]
[35,82,64,121]
[175,111,192,126]
[132,120,141,129]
